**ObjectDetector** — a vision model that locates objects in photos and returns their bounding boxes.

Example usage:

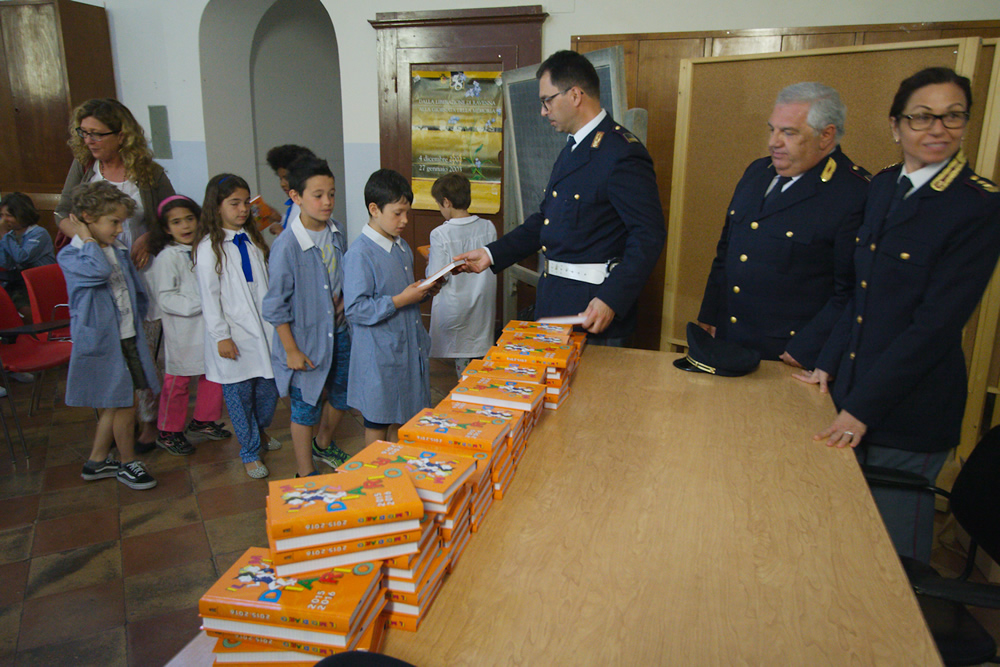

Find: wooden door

[371,6,545,329]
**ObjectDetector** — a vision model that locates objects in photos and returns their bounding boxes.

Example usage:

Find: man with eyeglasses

[457,50,665,346]
[697,82,870,370]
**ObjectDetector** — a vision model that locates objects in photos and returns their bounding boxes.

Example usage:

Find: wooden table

[381,347,941,665]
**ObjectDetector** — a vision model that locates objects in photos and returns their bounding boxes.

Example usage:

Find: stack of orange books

[199,547,386,657]
[385,545,451,632]
[446,399,530,464]
[487,336,579,413]
[265,469,424,576]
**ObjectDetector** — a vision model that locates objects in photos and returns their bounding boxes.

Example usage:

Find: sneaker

[7,372,34,383]
[312,438,350,469]
[185,419,232,441]
[155,431,196,456]
[81,454,121,481]
[116,460,157,490]
[295,471,322,478]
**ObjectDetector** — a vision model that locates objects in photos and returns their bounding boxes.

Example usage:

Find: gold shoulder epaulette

[966,172,999,194]
[878,162,903,175]
[820,157,836,182]
[931,150,967,192]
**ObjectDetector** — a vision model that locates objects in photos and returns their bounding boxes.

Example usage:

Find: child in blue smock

[59,181,159,490]
[263,156,352,477]
[343,169,442,445]
[0,192,56,318]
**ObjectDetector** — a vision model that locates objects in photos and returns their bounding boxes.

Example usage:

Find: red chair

[0,285,72,419]
[22,264,71,341]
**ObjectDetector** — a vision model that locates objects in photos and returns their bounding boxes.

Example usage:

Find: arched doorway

[199,0,346,223]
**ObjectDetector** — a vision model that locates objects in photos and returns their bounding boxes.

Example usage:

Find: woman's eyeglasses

[75,127,117,141]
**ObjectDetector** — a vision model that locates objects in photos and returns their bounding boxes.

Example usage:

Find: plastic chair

[0,285,72,420]
[862,426,1000,666]
[22,263,71,341]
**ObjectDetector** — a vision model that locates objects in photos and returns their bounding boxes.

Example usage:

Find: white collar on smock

[362,223,403,253]
[445,215,479,226]
[290,214,342,252]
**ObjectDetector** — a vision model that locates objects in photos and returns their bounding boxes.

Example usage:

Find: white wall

[83,0,1000,237]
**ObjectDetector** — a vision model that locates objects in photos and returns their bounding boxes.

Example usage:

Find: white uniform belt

[545,258,611,285]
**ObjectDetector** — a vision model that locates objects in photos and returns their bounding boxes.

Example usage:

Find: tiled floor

[0,360,457,667]
[1,362,998,666]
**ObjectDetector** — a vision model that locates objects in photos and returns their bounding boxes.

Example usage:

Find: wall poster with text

[411,70,503,214]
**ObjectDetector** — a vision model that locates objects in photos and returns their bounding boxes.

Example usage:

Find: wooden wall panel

[710,35,781,57]
[861,29,942,45]
[782,33,858,51]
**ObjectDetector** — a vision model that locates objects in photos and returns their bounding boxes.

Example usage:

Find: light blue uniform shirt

[262,216,347,406]
[0,225,56,272]
[343,225,431,424]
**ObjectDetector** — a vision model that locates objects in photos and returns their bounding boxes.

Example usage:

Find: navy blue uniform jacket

[487,114,666,340]
[698,147,869,368]
[816,154,1000,453]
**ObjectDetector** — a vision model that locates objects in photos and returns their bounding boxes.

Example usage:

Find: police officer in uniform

[458,50,665,345]
[798,67,1000,563]
[698,83,870,369]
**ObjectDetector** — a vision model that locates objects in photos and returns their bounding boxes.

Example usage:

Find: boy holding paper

[428,172,497,377]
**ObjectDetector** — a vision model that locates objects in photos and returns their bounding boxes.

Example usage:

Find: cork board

[661,38,983,349]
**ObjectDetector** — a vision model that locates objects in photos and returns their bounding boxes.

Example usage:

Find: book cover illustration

[340,441,476,506]
[487,338,578,369]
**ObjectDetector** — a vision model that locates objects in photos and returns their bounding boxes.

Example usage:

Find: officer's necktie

[887,175,913,219]
[232,232,254,282]
[762,175,791,210]
[553,135,577,174]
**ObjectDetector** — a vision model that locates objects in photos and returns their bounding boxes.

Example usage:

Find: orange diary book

[205,630,344,659]
[502,319,573,343]
[340,440,476,509]
[271,529,421,577]
[398,406,510,453]
[487,339,578,369]
[266,469,423,551]
[249,196,277,230]
[462,357,547,385]
[199,547,384,648]
[450,376,545,414]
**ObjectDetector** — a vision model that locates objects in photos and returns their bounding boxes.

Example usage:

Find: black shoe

[155,431,195,456]
[134,439,157,454]
[185,419,232,441]
[81,454,120,481]
[117,460,157,490]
